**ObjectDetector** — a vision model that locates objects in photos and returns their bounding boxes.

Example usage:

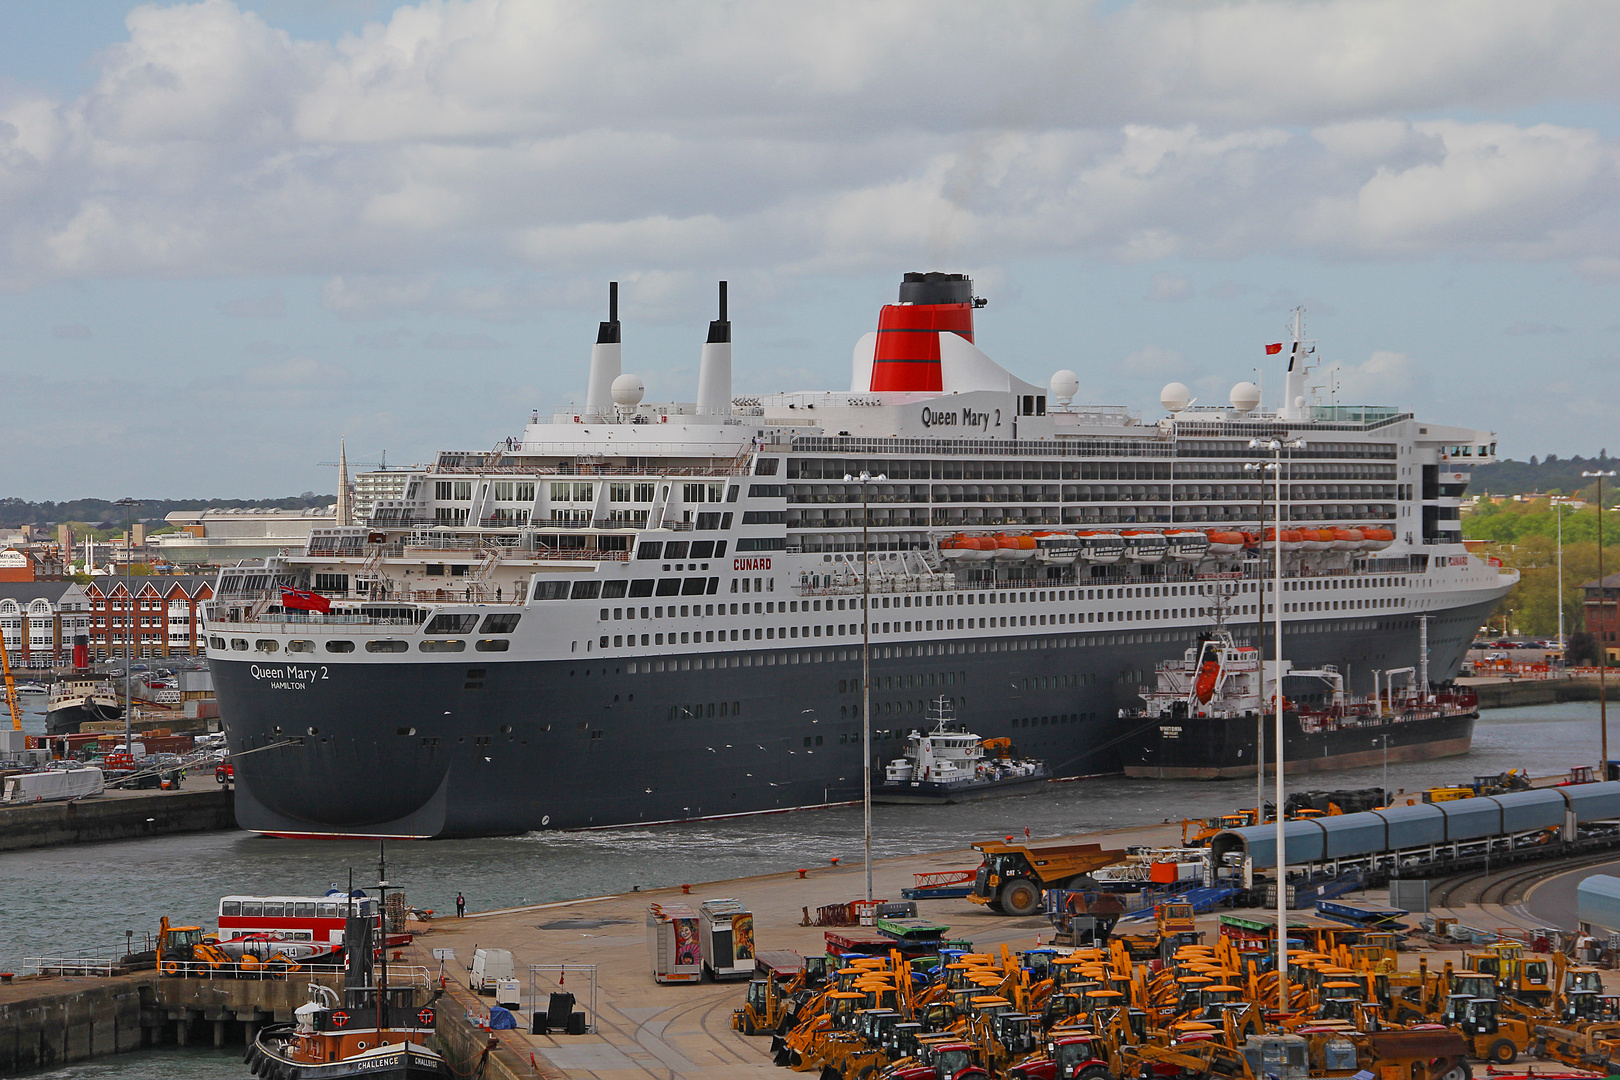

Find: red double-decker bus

[217,893,375,947]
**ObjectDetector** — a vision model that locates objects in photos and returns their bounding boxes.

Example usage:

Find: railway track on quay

[1429,848,1620,914]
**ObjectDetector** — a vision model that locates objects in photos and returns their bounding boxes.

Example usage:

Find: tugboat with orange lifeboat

[245,884,448,1080]
[1123,607,1476,780]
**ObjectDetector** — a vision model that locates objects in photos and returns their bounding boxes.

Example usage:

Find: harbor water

[1,698,1613,1077]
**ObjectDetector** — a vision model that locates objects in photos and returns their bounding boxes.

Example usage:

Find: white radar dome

[1229,381,1261,414]
[1159,382,1191,413]
[611,373,646,407]
[1049,369,1080,404]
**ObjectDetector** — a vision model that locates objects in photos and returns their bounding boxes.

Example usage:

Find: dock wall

[431,975,553,1080]
[0,788,236,853]
[1473,677,1602,709]
[0,974,151,1075]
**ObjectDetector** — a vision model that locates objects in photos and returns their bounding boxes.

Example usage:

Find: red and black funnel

[870,272,982,393]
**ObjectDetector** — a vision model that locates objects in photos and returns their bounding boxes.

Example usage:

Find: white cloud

[1122,344,1189,377]
[0,1,1619,293]
[1147,274,1192,302]
[218,289,286,317]
[1329,350,1422,403]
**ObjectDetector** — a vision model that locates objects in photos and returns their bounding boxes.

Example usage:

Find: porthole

[397,727,416,736]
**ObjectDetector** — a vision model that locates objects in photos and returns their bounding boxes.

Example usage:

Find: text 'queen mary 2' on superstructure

[204,273,1516,838]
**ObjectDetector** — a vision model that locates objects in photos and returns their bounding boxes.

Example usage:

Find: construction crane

[0,618,22,736]
[315,449,395,470]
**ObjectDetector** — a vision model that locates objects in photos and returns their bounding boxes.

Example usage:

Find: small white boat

[874,698,1049,804]
[15,682,48,695]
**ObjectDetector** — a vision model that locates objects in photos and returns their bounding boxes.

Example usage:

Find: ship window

[286,640,315,653]
[476,639,510,652]
[600,581,627,600]
[536,581,571,600]
[664,542,690,559]
[231,638,249,650]
[571,581,601,600]
[255,639,279,653]
[656,579,682,596]
[689,540,715,558]
[326,640,355,653]
[629,579,655,597]
[420,640,467,653]
[366,640,408,653]
[426,613,479,634]
[637,542,663,560]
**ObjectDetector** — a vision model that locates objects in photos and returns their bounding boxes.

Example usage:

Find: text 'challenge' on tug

[204,272,1515,838]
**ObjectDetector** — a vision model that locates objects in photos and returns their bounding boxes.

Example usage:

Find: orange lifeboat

[1262,527,1304,550]
[1205,530,1247,556]
[1195,658,1221,703]
[1298,528,1335,551]
[993,534,1037,561]
[940,534,997,561]
[1330,527,1365,551]
[1360,526,1395,551]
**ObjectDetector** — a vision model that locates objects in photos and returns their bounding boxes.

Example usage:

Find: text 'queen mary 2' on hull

[204,273,1516,838]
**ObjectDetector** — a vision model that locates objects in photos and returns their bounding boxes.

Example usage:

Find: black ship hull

[210,597,1501,838]
[45,700,123,736]
[872,769,1052,805]
[1122,708,1477,779]
[247,1029,447,1080]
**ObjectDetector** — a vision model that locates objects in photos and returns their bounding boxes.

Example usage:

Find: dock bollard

[681,884,691,894]
[830,857,839,866]
[797,869,807,879]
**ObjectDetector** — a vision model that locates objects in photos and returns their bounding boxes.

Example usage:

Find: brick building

[82,575,213,661]
[1582,572,1620,662]
[0,581,92,668]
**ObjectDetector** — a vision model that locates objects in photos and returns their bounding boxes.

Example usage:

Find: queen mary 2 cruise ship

[203,272,1515,838]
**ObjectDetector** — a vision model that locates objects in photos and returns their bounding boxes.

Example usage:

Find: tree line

[0,495,335,531]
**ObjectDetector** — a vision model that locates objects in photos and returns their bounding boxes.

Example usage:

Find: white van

[469,948,514,993]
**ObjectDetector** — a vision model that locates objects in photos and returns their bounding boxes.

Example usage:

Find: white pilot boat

[874,698,1050,804]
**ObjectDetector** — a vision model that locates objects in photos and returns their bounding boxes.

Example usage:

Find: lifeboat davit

[993,534,1037,561]
[1164,529,1211,563]
[1330,527,1365,551]
[1360,526,1395,551]
[1077,531,1125,564]
[940,534,997,562]
[1204,530,1247,556]
[1297,528,1334,551]
[1121,530,1168,564]
[1032,532,1081,565]
[1194,658,1221,704]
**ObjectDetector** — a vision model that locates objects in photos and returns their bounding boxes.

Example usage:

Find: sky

[4,0,1620,500]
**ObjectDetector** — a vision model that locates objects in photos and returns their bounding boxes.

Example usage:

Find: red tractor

[215,761,234,785]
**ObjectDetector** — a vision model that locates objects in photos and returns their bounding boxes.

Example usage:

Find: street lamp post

[1583,471,1615,780]
[1556,502,1572,654]
[844,470,886,902]
[115,498,140,757]
[1243,459,1279,819]
[1250,436,1303,1011]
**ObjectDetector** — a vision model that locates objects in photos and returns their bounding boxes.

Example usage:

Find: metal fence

[527,963,597,1034]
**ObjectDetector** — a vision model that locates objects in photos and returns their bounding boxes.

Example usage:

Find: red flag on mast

[1265,342,1283,355]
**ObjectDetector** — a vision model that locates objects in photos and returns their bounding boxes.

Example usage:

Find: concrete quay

[0,969,346,1075]
[1461,675,1603,708]
[399,820,1186,1080]
[0,771,236,853]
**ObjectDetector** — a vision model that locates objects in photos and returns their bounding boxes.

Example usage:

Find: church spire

[336,437,351,527]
